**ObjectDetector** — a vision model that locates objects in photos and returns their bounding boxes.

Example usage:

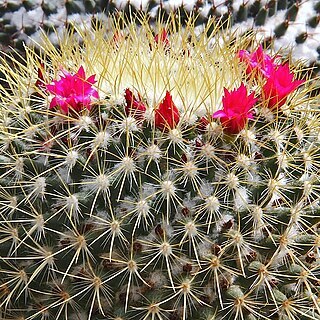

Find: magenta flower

[46,66,99,114]
[213,83,257,134]
[262,63,305,110]
[124,88,146,121]
[238,45,276,78]
[197,116,210,133]
[155,91,180,131]
[154,30,170,49]
[35,64,46,91]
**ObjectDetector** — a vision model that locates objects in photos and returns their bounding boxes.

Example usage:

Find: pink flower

[124,88,146,121]
[238,45,276,78]
[262,63,304,110]
[155,91,180,131]
[112,31,124,48]
[46,66,99,114]
[35,64,46,91]
[196,116,210,133]
[212,83,257,134]
[154,30,170,49]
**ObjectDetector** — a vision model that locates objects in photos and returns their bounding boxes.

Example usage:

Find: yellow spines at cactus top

[0,13,319,320]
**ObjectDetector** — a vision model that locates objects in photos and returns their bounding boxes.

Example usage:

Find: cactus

[0,14,319,320]
[0,0,105,51]
[101,0,320,70]
[0,0,320,72]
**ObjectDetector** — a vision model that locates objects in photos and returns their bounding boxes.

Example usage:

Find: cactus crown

[0,13,319,320]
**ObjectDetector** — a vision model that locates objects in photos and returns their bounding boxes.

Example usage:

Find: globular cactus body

[0,15,319,320]
[0,0,104,50]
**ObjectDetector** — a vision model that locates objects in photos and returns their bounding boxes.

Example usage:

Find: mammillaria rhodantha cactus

[0,14,319,320]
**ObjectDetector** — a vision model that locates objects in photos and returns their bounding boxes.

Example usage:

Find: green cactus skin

[0,0,104,51]
[0,14,319,320]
